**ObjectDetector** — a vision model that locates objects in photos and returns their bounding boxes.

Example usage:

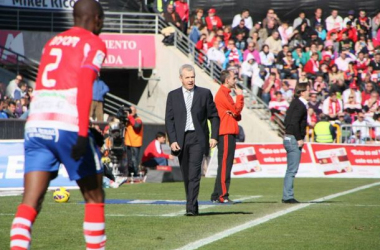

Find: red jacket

[174,1,189,22]
[338,27,358,42]
[215,85,244,135]
[205,16,223,31]
[303,59,319,74]
[142,139,170,163]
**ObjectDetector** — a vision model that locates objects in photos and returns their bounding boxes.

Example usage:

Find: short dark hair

[220,70,232,83]
[294,82,309,98]
[156,131,166,139]
[8,100,16,107]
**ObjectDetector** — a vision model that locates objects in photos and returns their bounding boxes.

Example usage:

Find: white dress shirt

[183,87,195,131]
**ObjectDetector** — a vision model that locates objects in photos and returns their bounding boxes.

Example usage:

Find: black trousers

[211,134,236,201]
[178,131,203,213]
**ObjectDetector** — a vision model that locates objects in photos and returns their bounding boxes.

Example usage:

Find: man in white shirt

[342,81,362,104]
[325,9,343,31]
[239,53,260,89]
[293,11,310,29]
[207,40,226,66]
[322,92,343,120]
[352,112,370,140]
[335,50,356,71]
[6,74,22,98]
[269,91,289,116]
[232,9,253,30]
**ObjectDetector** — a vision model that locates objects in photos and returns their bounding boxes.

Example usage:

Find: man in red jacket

[303,52,320,78]
[205,8,223,31]
[141,131,174,168]
[174,0,189,33]
[211,70,244,203]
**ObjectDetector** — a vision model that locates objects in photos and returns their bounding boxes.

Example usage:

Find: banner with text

[0,0,80,10]
[206,143,380,178]
[0,31,157,69]
[0,140,77,189]
[99,33,156,69]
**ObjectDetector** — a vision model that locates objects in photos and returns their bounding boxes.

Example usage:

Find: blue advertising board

[0,140,77,189]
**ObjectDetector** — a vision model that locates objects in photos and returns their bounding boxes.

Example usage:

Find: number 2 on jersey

[42,48,62,87]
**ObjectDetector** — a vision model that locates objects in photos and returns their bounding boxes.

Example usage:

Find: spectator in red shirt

[356,51,369,73]
[174,0,189,33]
[303,52,320,78]
[361,81,375,105]
[261,72,281,105]
[141,132,174,168]
[205,8,223,31]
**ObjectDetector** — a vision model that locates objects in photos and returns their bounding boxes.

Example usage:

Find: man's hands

[235,88,243,96]
[210,138,218,148]
[297,139,304,148]
[71,136,88,161]
[171,142,181,152]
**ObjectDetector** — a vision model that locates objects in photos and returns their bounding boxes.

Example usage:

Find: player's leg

[11,132,59,250]
[61,130,106,250]
[10,171,53,250]
[77,174,106,250]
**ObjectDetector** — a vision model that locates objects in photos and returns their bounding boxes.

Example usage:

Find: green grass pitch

[1,178,380,249]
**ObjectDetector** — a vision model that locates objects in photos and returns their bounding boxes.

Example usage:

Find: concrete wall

[137,35,281,143]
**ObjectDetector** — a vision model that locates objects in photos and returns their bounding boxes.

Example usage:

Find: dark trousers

[178,131,203,214]
[142,157,168,168]
[126,146,140,175]
[211,134,236,201]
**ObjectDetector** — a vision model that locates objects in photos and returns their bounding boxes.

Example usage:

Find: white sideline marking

[0,191,23,197]
[161,195,262,217]
[175,182,380,250]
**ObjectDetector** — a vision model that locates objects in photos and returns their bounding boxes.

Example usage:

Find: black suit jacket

[284,97,307,140]
[165,86,220,155]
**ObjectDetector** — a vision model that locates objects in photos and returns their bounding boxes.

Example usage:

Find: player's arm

[71,41,106,161]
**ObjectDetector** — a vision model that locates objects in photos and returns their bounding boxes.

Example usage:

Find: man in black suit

[165,64,220,216]
[282,82,310,204]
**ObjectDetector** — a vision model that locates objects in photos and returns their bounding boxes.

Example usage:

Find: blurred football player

[10,0,107,249]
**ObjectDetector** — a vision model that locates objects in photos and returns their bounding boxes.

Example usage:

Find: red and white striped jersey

[26,27,107,132]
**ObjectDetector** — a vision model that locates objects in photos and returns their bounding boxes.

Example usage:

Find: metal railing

[0,45,39,82]
[339,124,380,144]
[0,7,275,128]
[104,93,164,123]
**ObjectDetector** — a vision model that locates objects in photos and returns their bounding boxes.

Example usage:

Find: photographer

[123,106,143,176]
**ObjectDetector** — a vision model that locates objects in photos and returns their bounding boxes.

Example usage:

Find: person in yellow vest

[153,0,174,16]
[314,114,336,143]
[124,106,144,175]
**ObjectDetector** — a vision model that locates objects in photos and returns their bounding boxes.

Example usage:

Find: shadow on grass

[305,200,341,204]
[197,211,253,216]
[239,201,278,204]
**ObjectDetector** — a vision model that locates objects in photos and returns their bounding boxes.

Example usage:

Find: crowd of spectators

[0,75,32,119]
[156,4,380,143]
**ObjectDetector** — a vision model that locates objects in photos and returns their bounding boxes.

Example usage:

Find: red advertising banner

[206,143,380,178]
[310,144,380,166]
[236,144,312,165]
[99,34,156,69]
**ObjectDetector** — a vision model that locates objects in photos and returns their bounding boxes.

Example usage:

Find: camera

[116,105,132,124]
[102,114,128,180]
